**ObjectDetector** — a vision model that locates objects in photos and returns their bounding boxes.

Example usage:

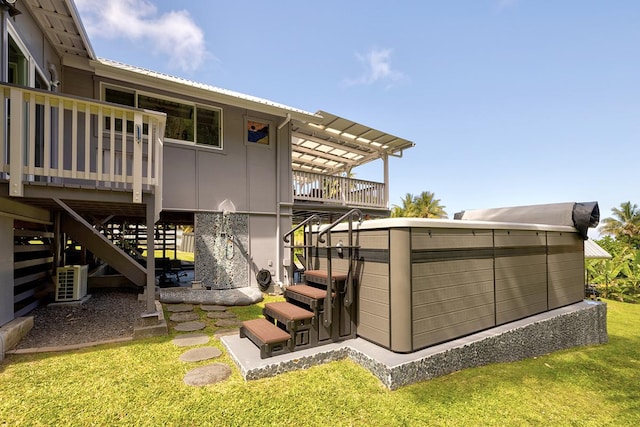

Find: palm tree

[599,202,640,247]
[391,191,447,219]
[414,191,448,219]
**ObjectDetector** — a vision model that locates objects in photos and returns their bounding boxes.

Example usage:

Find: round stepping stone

[170,312,200,322]
[174,321,206,332]
[184,363,232,386]
[172,333,209,347]
[179,346,222,362]
[214,329,239,339]
[214,318,242,328]
[200,304,227,312]
[206,311,236,319]
[166,304,194,312]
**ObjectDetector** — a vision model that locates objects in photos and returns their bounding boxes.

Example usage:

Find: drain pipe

[275,114,292,285]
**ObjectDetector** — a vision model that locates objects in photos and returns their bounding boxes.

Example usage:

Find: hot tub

[315,202,597,353]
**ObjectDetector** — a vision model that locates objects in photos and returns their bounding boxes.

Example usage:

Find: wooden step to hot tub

[286,284,332,312]
[240,318,291,359]
[263,301,315,349]
[303,270,348,287]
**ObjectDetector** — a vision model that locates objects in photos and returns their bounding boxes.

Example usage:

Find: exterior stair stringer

[55,199,147,287]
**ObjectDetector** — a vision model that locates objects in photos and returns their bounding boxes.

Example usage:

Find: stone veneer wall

[195,212,249,289]
[223,300,608,390]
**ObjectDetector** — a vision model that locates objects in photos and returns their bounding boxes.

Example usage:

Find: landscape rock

[170,312,200,322]
[160,287,263,306]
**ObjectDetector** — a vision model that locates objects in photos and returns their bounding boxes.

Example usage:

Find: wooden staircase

[240,210,362,359]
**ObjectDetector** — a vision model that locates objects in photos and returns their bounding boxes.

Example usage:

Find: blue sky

[75,1,639,235]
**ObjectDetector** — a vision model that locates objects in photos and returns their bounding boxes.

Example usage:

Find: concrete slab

[222,300,608,390]
[0,317,34,361]
[47,294,92,307]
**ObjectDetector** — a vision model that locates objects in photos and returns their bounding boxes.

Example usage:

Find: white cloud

[75,0,208,72]
[345,48,406,88]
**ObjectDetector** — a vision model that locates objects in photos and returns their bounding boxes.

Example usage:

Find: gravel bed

[16,289,145,349]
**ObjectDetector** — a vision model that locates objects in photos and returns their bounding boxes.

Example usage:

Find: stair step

[240,318,291,359]
[304,270,348,281]
[264,301,314,322]
[287,284,327,300]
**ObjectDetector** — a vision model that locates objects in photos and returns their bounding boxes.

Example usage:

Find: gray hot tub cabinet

[322,217,586,353]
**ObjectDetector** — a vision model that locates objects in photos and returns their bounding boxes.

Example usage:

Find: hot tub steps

[240,318,291,359]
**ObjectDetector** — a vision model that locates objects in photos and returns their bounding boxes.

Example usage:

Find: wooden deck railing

[0,84,166,219]
[292,170,386,208]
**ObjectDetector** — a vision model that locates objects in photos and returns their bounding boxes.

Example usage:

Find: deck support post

[145,197,156,313]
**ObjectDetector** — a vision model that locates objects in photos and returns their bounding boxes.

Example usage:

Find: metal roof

[94,58,321,122]
[585,239,612,259]
[292,111,415,174]
[26,1,414,175]
[23,0,96,59]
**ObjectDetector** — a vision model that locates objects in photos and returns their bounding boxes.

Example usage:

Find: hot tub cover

[454,202,599,240]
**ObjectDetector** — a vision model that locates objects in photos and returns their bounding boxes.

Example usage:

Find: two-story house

[0,0,414,331]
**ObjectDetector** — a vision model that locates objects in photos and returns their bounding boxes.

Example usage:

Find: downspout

[275,114,291,284]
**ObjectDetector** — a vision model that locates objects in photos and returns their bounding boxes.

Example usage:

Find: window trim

[100,82,223,150]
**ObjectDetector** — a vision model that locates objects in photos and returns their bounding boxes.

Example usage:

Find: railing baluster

[43,96,51,177]
[9,88,24,196]
[109,110,115,186]
[96,105,103,184]
[132,112,142,203]
[71,101,78,179]
[27,93,36,177]
[57,98,64,180]
[84,103,90,179]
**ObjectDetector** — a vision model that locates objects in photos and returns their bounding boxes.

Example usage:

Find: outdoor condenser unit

[55,265,88,302]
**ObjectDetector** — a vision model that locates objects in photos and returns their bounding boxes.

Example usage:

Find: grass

[1,299,639,426]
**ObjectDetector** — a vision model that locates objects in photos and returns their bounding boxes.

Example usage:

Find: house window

[102,85,223,148]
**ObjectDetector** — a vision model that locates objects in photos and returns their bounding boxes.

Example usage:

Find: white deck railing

[0,84,166,219]
[293,170,386,208]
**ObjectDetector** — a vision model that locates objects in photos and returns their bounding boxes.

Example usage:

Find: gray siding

[494,230,548,324]
[548,232,584,309]
[411,228,495,351]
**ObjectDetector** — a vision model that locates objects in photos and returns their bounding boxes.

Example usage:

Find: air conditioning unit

[55,265,88,302]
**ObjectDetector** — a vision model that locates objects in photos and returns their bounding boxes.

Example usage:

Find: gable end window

[104,86,222,149]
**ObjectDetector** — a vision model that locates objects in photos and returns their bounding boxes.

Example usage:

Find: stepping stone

[214,318,242,328]
[206,311,236,319]
[166,304,194,312]
[174,321,206,332]
[179,346,222,362]
[214,329,238,339]
[170,312,200,322]
[172,333,209,347]
[201,304,227,312]
[184,363,232,386]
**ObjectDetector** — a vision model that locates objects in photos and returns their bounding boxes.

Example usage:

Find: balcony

[292,170,386,209]
[0,83,166,219]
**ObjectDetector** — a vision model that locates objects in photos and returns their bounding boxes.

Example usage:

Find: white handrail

[0,84,166,217]
[292,170,386,208]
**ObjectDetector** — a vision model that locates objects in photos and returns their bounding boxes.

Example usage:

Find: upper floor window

[103,85,222,149]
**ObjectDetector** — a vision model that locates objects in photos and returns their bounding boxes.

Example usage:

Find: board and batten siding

[409,228,495,351]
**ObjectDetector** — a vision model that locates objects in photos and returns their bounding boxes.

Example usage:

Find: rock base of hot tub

[222,300,607,390]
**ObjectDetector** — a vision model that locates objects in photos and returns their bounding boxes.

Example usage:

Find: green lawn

[1,299,639,426]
